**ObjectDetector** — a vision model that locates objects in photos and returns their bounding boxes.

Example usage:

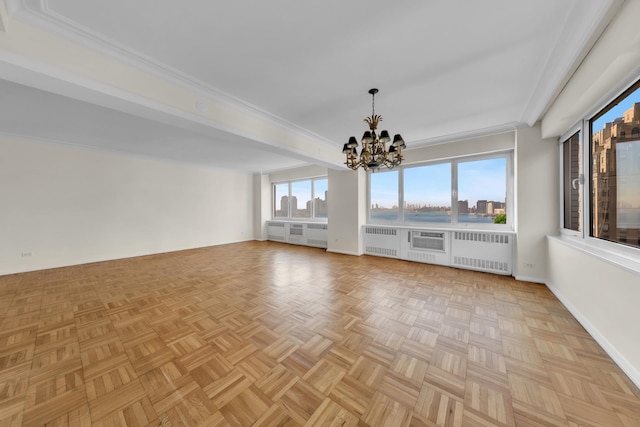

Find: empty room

[1,1,639,426]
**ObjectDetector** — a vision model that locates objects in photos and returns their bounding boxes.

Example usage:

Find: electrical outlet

[524,262,535,269]
[21,252,32,258]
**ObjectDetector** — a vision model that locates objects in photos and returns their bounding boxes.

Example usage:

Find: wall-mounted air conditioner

[287,223,305,244]
[400,230,450,266]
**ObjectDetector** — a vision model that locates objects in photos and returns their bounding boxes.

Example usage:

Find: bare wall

[0,136,254,275]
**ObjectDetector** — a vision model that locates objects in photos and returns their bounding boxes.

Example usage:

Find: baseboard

[326,249,362,256]
[514,275,546,284]
[545,281,640,389]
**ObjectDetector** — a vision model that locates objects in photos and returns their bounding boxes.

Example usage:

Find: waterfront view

[371,211,498,223]
[369,157,508,224]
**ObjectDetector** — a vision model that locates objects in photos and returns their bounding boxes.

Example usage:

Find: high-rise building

[592,102,640,244]
[279,195,289,217]
[476,200,488,214]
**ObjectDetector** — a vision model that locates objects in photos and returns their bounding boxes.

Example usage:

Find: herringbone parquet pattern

[0,241,638,426]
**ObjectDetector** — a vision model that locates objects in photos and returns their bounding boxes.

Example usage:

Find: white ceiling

[0,0,619,172]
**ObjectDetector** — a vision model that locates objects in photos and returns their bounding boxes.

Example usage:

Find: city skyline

[370,158,507,209]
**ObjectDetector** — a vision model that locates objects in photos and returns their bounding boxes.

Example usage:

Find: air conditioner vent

[454,231,509,244]
[365,227,397,236]
[410,230,445,252]
[307,239,328,247]
[365,246,398,257]
[453,256,509,273]
[289,227,304,236]
[267,221,285,227]
[307,223,328,230]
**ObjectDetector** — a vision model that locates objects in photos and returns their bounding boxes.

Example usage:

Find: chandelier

[343,88,406,171]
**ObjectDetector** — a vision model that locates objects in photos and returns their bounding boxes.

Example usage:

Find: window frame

[559,125,584,239]
[271,176,328,221]
[367,151,513,230]
[558,73,640,259]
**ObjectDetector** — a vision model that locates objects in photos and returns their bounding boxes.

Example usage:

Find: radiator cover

[363,226,514,275]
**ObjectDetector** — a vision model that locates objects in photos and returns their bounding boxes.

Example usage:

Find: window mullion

[398,167,404,223]
[451,160,458,225]
[582,119,590,240]
[311,179,315,219]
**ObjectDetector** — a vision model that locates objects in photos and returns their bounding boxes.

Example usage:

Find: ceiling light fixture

[343,88,405,171]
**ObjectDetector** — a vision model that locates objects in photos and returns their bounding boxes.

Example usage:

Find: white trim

[514,275,546,284]
[545,280,640,389]
[326,249,362,257]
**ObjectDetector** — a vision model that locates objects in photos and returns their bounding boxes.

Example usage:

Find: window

[274,183,289,218]
[458,158,507,224]
[370,170,399,222]
[404,163,452,223]
[589,80,640,248]
[368,152,512,228]
[291,180,311,218]
[273,177,328,220]
[562,131,582,232]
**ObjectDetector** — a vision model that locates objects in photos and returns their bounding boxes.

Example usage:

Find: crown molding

[9,0,338,149]
[519,0,622,127]
[0,0,11,32]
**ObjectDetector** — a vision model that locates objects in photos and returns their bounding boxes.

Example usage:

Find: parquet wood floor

[1,241,639,426]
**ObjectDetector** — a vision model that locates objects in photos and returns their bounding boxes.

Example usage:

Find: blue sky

[289,178,327,208]
[592,86,640,131]
[371,158,507,208]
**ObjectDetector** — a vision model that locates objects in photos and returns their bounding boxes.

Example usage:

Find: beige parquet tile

[0,241,638,426]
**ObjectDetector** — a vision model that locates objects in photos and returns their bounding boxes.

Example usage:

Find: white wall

[541,1,640,386]
[327,168,366,256]
[253,173,271,241]
[515,125,558,282]
[269,165,328,183]
[405,131,515,164]
[547,238,640,385]
[0,136,254,275]
[542,0,640,138]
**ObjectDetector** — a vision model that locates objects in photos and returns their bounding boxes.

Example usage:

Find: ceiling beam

[0,17,345,169]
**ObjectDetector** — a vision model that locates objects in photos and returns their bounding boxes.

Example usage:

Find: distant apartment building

[592,102,640,245]
[476,200,488,214]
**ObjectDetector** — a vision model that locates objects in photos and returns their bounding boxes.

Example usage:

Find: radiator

[306,223,328,248]
[266,221,328,248]
[363,226,514,275]
[450,231,513,275]
[267,221,286,241]
[363,226,401,258]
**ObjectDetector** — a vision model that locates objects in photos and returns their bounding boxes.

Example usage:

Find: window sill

[270,219,328,223]
[548,235,640,276]
[366,223,515,234]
